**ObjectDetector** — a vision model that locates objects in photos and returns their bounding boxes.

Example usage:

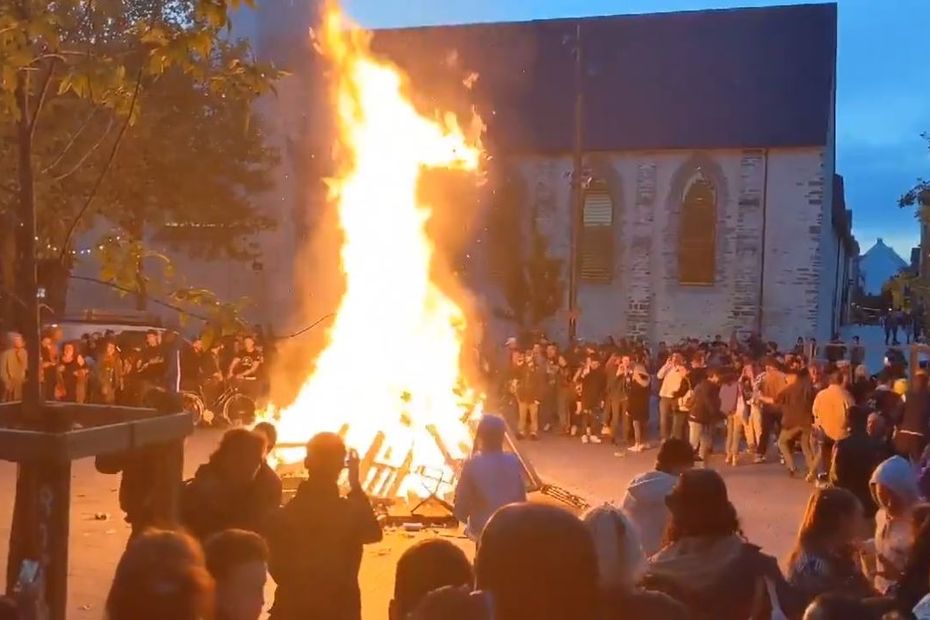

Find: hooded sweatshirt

[870,456,920,594]
[621,470,678,557]
[643,535,796,620]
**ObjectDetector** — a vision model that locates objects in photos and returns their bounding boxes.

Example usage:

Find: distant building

[859,239,907,296]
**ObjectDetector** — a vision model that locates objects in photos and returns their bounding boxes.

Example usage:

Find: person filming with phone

[266,432,383,620]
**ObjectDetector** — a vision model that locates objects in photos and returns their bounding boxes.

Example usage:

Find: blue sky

[343,0,930,259]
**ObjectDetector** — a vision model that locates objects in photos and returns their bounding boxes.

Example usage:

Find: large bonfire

[265,4,485,501]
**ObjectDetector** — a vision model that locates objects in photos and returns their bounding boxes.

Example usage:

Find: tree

[487,173,564,329]
[899,132,930,210]
[0,0,283,329]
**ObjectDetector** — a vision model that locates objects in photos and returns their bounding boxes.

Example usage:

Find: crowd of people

[493,330,918,482]
[0,326,272,412]
[28,417,929,620]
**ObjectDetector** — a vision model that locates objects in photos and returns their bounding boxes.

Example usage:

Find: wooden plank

[42,403,161,427]
[0,413,193,463]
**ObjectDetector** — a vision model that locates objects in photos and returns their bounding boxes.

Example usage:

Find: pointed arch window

[679,173,716,285]
[580,180,614,282]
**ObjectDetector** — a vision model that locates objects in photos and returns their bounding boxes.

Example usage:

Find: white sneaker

[581,434,590,444]
[588,435,602,444]
[602,427,612,437]
[543,423,552,432]
[570,425,578,437]
[613,451,626,457]
[628,444,644,453]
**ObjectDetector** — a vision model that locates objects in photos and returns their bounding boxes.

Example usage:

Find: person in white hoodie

[620,438,695,557]
[454,414,527,541]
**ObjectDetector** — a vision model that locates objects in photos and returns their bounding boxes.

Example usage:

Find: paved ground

[0,423,816,618]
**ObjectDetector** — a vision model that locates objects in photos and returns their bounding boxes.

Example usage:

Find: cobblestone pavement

[0,425,814,618]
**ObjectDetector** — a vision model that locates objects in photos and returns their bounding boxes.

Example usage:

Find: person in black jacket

[180,429,271,541]
[830,407,883,522]
[266,432,382,620]
[894,372,930,462]
[687,367,722,463]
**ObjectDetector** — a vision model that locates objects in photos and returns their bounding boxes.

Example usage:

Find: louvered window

[580,181,614,282]
[679,176,716,285]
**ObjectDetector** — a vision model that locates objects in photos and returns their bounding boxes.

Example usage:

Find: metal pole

[568,22,584,343]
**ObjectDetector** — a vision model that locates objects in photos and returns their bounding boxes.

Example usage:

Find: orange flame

[265,5,484,500]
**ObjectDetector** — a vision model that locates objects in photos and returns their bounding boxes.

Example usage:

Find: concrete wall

[476,147,839,348]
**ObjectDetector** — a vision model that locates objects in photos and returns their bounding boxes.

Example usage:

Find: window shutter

[580,185,614,283]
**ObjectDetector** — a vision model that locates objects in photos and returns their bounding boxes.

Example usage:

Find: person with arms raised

[266,432,382,620]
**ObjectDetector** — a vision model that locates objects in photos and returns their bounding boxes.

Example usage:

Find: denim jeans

[725,415,746,459]
[689,421,714,462]
[672,411,689,441]
[659,397,675,441]
[777,426,815,473]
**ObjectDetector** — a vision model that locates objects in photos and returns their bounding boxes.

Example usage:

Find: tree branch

[39,108,99,175]
[58,67,144,261]
[49,116,115,182]
[67,274,214,322]
[28,58,58,144]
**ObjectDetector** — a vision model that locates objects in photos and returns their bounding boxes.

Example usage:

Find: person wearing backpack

[641,470,801,620]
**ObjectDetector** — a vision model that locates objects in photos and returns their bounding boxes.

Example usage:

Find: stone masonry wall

[479,147,838,348]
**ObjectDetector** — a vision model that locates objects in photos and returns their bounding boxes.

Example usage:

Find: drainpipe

[756,149,770,335]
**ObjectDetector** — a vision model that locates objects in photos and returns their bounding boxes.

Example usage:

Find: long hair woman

[642,469,800,620]
[786,487,874,608]
[582,505,686,619]
[106,529,214,620]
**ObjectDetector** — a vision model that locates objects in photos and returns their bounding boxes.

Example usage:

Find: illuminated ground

[0,423,817,618]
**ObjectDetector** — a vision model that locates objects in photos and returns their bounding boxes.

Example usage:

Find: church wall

[483,146,834,347]
[759,148,831,346]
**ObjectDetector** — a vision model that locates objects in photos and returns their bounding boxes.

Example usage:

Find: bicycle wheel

[223,393,256,425]
[180,391,205,426]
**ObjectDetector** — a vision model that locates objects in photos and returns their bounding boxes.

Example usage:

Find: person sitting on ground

[621,438,695,557]
[641,469,801,620]
[831,407,885,523]
[891,504,930,612]
[390,539,472,620]
[181,428,271,541]
[266,432,382,620]
[204,529,269,620]
[869,455,921,595]
[454,414,527,541]
[582,505,688,619]
[475,503,600,620]
[106,529,214,620]
[786,487,875,608]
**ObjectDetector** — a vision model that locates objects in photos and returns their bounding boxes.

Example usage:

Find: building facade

[371,3,854,346]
